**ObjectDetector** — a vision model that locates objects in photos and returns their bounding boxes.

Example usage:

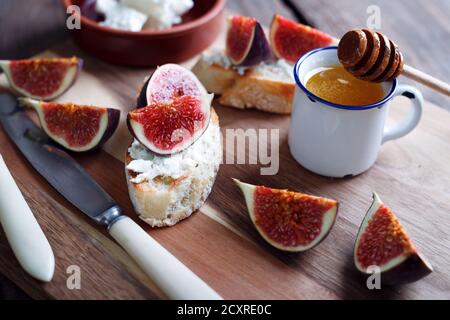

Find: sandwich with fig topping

[126,64,222,227]
[192,15,336,114]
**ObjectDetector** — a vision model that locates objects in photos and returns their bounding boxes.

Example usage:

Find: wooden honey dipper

[337,29,450,97]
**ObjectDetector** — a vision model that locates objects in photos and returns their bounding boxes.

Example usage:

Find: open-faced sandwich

[192,15,335,114]
[125,64,221,227]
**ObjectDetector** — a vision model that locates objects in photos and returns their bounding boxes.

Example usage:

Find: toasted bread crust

[191,60,237,95]
[192,58,295,114]
[125,110,221,227]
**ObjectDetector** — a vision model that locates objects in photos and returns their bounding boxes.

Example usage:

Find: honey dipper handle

[403,65,450,97]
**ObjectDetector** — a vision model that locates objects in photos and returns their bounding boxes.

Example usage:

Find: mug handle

[382,84,423,144]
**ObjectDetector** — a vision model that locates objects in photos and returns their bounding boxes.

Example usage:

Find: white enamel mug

[289,46,423,178]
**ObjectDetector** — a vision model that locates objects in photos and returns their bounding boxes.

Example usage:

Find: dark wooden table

[0,0,449,299]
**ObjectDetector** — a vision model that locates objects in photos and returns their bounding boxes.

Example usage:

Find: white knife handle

[0,155,55,282]
[109,216,222,300]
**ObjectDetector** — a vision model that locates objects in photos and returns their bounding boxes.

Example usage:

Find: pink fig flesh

[19,98,119,152]
[270,15,333,64]
[144,64,207,106]
[234,179,338,252]
[128,94,212,155]
[0,57,82,100]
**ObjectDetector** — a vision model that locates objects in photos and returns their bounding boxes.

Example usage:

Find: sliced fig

[19,98,120,152]
[128,94,212,155]
[144,64,208,106]
[234,179,338,252]
[225,15,272,66]
[0,57,82,100]
[269,15,333,64]
[354,193,433,285]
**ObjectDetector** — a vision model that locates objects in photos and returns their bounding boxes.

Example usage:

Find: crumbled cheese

[96,0,147,31]
[235,66,249,76]
[201,48,232,69]
[96,0,194,31]
[254,59,295,82]
[123,0,193,30]
[127,120,221,190]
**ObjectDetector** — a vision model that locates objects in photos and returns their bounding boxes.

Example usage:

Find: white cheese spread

[96,0,194,31]
[127,120,221,191]
[201,48,232,69]
[254,59,295,82]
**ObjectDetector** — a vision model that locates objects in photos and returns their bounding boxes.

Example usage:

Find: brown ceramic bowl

[62,0,225,67]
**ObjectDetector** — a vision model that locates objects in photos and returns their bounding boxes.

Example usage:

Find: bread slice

[125,109,221,227]
[192,49,295,114]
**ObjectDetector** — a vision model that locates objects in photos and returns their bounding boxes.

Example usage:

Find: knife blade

[0,93,222,300]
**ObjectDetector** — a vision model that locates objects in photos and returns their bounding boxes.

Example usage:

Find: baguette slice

[125,109,221,227]
[192,50,295,114]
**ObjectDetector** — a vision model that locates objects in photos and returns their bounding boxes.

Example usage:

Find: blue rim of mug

[293,46,397,111]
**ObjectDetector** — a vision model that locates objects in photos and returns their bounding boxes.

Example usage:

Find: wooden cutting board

[1,30,450,299]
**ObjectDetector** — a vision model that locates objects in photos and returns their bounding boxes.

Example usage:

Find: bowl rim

[62,0,225,37]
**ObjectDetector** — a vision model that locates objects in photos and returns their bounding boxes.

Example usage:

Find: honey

[305,64,385,106]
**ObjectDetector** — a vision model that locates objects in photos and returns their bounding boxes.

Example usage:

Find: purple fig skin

[240,22,272,66]
[96,107,120,149]
[136,76,150,108]
[230,22,272,67]
[374,252,433,286]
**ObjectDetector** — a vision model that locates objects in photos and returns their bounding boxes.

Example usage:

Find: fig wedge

[354,193,433,285]
[234,179,338,252]
[225,15,272,66]
[0,57,82,100]
[270,15,333,64]
[19,98,120,152]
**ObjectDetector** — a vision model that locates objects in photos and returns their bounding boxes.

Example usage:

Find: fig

[144,64,208,106]
[234,179,338,252]
[128,94,213,155]
[354,193,433,285]
[269,15,333,64]
[225,15,272,67]
[19,98,120,152]
[0,57,82,100]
